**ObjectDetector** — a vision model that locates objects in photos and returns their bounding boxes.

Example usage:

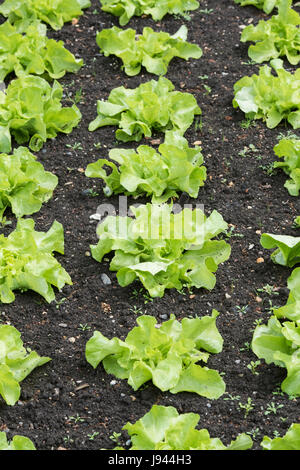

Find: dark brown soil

[1,0,300,452]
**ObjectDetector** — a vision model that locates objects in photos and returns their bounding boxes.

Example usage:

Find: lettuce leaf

[0,20,83,81]
[273,136,300,196]
[100,0,199,26]
[90,203,230,297]
[273,267,300,323]
[96,25,202,76]
[0,218,72,304]
[0,324,51,405]
[118,405,253,450]
[0,75,82,153]
[86,312,226,398]
[234,0,283,13]
[0,146,58,221]
[0,432,36,450]
[260,232,300,266]
[261,423,300,450]
[89,76,201,141]
[85,131,206,202]
[233,59,300,129]
[0,0,91,30]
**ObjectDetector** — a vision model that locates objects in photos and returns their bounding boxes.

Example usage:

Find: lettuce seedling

[273,136,300,196]
[0,324,51,405]
[0,432,36,450]
[96,25,202,76]
[0,146,58,221]
[241,0,300,65]
[88,76,201,142]
[0,20,83,81]
[113,405,253,450]
[233,59,300,129]
[85,131,206,203]
[90,203,231,297]
[99,0,199,26]
[0,0,91,30]
[86,312,226,399]
[0,75,82,153]
[0,218,72,304]
[260,233,300,266]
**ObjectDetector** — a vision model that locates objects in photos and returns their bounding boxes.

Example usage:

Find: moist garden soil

[1,0,300,451]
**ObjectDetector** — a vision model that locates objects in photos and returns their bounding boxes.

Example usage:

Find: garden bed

[1,0,300,451]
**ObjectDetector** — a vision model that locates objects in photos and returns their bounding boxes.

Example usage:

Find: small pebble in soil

[110,380,117,386]
[101,273,112,285]
[159,314,168,320]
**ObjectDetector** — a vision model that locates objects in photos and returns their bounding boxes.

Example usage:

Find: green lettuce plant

[234,0,287,13]
[261,423,300,450]
[96,25,202,76]
[112,405,253,450]
[0,20,83,81]
[99,0,200,26]
[0,218,72,304]
[273,267,300,323]
[233,59,300,129]
[0,324,51,405]
[85,132,206,203]
[86,312,226,399]
[90,203,231,297]
[260,232,300,266]
[273,136,300,196]
[0,0,91,30]
[241,0,300,65]
[88,76,201,142]
[0,432,36,450]
[0,146,58,221]
[0,75,82,153]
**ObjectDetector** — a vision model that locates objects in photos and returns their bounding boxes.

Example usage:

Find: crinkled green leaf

[0,75,81,153]
[86,131,206,202]
[234,0,283,14]
[0,146,58,221]
[273,136,300,196]
[121,405,253,450]
[90,203,230,297]
[85,313,225,398]
[0,431,36,450]
[274,267,300,322]
[0,0,91,30]
[96,25,202,76]
[241,0,300,64]
[260,232,300,266]
[233,60,300,129]
[100,0,199,25]
[0,324,50,405]
[88,76,201,141]
[0,218,72,304]
[261,423,300,450]
[0,20,83,81]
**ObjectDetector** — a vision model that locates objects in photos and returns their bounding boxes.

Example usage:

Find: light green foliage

[0,75,82,153]
[234,0,286,13]
[0,431,36,450]
[0,147,58,221]
[88,76,201,141]
[0,324,50,405]
[273,136,300,196]
[0,218,72,304]
[260,232,300,266]
[85,132,206,203]
[241,0,300,65]
[96,25,202,76]
[233,59,300,129]
[252,268,300,396]
[86,312,226,398]
[90,203,231,297]
[114,405,253,450]
[261,423,300,449]
[0,0,91,30]
[99,0,199,26]
[0,20,83,81]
